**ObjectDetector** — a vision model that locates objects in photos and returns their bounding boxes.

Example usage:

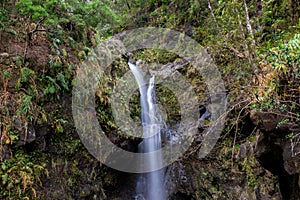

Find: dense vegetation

[0,0,299,199]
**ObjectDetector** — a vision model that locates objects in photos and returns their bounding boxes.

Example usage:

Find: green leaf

[2,174,8,185]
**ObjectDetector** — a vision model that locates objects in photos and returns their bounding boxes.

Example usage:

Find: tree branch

[28,18,46,40]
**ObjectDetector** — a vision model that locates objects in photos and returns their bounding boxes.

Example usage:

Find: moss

[0,151,47,199]
[133,49,178,64]
[242,157,257,188]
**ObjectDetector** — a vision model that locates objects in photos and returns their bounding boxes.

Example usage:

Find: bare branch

[207,0,219,29]
[28,18,46,40]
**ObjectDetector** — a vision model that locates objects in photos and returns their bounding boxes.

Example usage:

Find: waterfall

[128,62,166,200]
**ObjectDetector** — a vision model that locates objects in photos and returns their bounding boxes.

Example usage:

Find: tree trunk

[234,0,258,75]
[243,0,255,48]
[242,0,258,75]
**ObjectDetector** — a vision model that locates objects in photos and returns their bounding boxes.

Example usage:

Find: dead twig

[27,18,46,41]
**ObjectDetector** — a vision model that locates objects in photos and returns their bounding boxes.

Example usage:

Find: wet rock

[17,123,36,145]
[13,116,52,147]
[13,117,36,145]
[134,194,145,200]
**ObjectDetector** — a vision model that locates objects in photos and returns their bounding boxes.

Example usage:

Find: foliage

[0,151,48,199]
[256,33,300,110]
[133,49,178,64]
[0,7,9,29]
[242,157,256,188]
[16,0,121,29]
[266,33,300,75]
[0,0,300,198]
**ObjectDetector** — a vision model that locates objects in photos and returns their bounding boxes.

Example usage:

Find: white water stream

[128,62,166,200]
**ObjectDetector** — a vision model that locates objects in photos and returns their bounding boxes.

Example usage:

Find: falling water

[128,62,166,200]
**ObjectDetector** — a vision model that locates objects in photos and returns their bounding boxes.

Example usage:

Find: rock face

[78,111,299,199]
[251,111,300,200]
[1,37,298,198]
[166,141,281,200]
[13,115,51,148]
[158,110,300,200]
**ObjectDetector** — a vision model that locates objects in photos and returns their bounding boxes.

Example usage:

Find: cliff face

[164,111,299,200]
[1,1,300,199]
[1,30,299,199]
[251,111,300,200]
